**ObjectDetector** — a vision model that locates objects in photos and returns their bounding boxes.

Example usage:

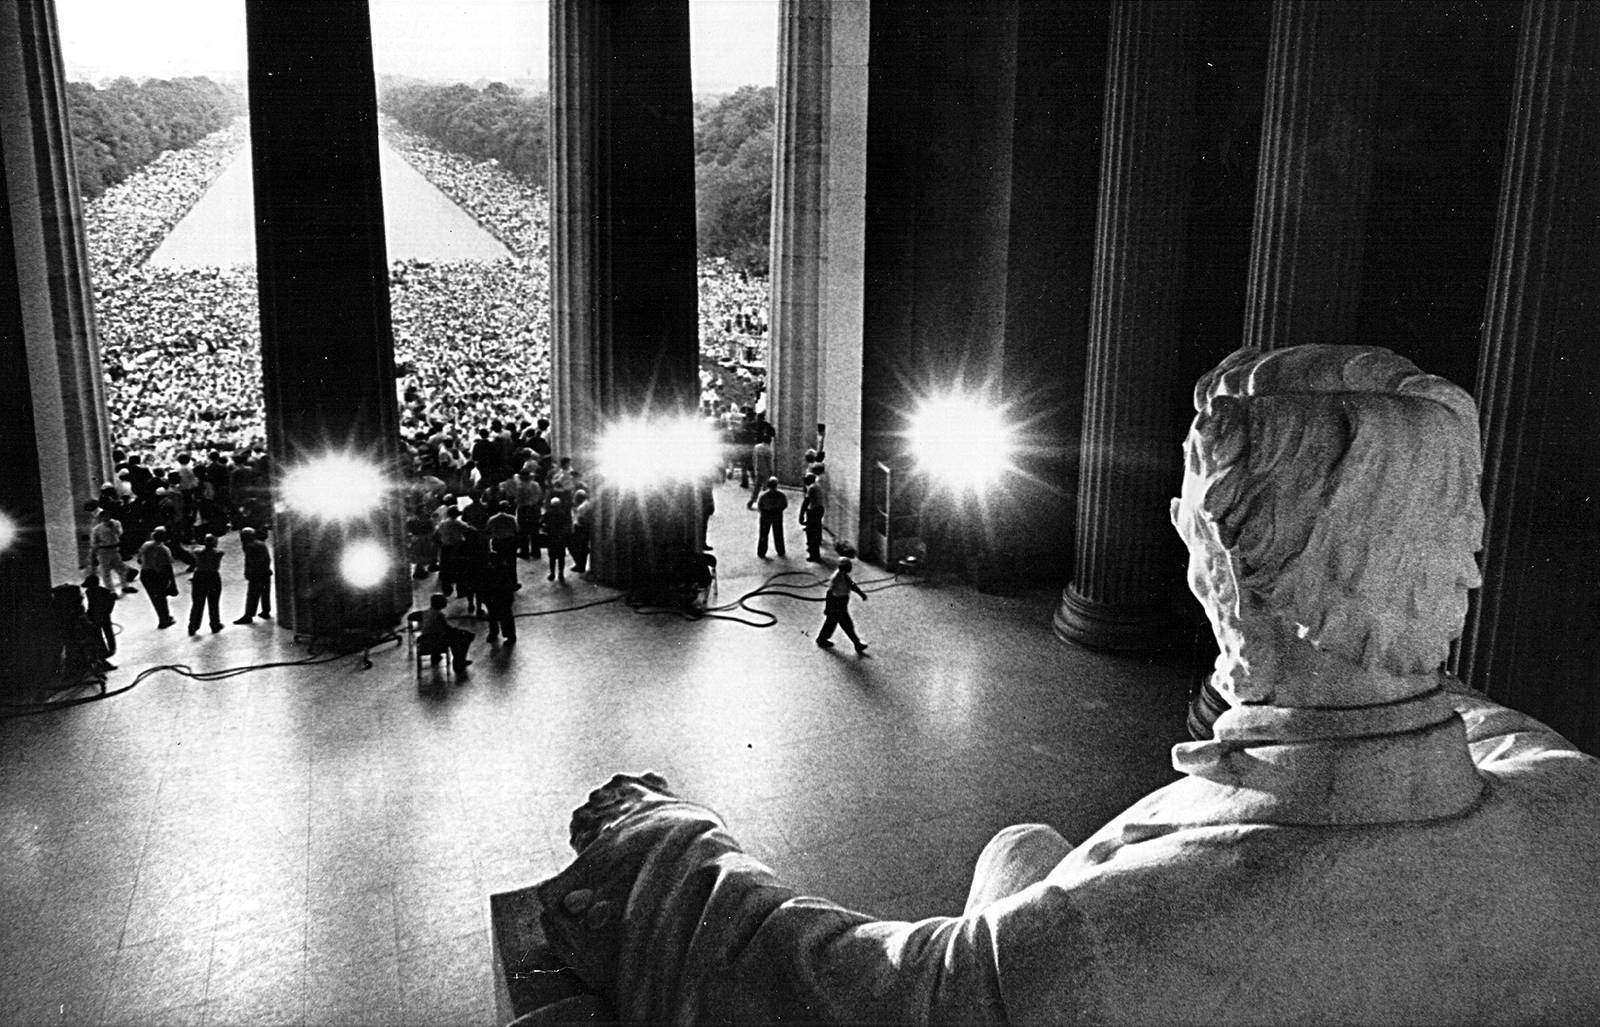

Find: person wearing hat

[187,534,226,635]
[234,527,272,624]
[90,506,138,594]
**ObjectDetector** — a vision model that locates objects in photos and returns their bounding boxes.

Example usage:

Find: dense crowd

[84,121,249,284]
[87,116,771,466]
[381,119,549,262]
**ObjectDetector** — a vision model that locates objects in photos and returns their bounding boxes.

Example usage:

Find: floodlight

[596,415,721,492]
[281,453,386,521]
[906,392,1017,490]
[0,510,16,554]
[339,538,390,589]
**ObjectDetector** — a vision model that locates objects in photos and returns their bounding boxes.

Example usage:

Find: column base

[1186,675,1228,740]
[1052,585,1172,652]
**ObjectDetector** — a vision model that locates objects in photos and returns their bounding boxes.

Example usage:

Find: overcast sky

[57,0,778,93]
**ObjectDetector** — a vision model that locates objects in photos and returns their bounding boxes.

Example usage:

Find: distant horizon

[63,71,767,103]
[57,0,777,95]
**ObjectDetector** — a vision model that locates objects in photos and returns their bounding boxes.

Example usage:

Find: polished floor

[0,483,1192,1026]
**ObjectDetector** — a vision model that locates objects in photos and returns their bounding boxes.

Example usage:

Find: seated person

[648,544,715,611]
[412,593,472,672]
[47,583,111,688]
[515,345,1600,1024]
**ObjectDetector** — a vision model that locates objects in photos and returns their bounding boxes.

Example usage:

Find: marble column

[858,0,1016,572]
[1054,0,1198,651]
[1241,0,1378,352]
[245,0,409,636]
[769,0,829,485]
[0,0,112,685]
[1458,0,1600,750]
[548,0,600,472]
[549,0,701,589]
[814,0,869,549]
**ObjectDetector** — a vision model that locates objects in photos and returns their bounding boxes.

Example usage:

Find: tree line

[67,76,243,199]
[694,85,774,275]
[379,78,776,275]
[381,79,551,187]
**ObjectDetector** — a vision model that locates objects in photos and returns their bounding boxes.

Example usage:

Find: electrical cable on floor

[621,567,919,628]
[0,637,388,721]
[4,561,921,720]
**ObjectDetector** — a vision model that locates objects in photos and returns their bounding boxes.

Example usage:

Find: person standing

[697,476,716,552]
[815,558,868,653]
[798,473,825,563]
[187,534,225,635]
[90,507,138,594]
[138,527,178,628]
[487,500,520,556]
[458,522,490,618]
[174,453,200,541]
[202,451,231,534]
[748,438,775,509]
[755,478,788,559]
[81,575,117,665]
[528,417,552,462]
[569,490,593,573]
[506,467,545,559]
[543,495,573,583]
[48,584,110,686]
[479,549,519,646]
[234,527,273,623]
[435,506,473,597]
[734,409,756,489]
[548,456,578,507]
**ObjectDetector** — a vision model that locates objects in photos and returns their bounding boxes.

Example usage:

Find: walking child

[816,558,868,653]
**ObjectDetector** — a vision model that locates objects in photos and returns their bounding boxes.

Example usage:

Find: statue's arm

[536,800,1013,1025]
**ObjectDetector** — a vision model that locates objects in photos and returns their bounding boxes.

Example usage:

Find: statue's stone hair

[1188,345,1484,674]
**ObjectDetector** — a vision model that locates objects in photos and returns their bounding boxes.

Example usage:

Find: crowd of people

[53,113,791,683]
[87,116,773,467]
[83,120,249,284]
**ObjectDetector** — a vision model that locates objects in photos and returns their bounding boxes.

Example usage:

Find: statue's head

[1173,345,1483,705]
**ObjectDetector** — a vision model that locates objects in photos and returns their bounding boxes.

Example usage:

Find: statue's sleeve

[534,801,1013,1025]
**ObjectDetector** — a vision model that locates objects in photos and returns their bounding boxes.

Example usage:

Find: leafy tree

[697,125,774,273]
[66,76,242,199]
[380,80,548,186]
[694,86,775,274]
[377,78,775,273]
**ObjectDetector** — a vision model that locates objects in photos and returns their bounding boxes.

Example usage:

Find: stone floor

[0,482,1193,1026]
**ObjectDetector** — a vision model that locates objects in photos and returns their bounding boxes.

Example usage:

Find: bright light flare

[339,538,390,589]
[595,415,722,492]
[906,392,1017,491]
[0,510,16,554]
[281,454,386,521]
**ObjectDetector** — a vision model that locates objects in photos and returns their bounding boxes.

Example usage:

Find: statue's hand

[569,772,675,853]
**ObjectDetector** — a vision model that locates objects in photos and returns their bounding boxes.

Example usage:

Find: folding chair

[406,611,453,679]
